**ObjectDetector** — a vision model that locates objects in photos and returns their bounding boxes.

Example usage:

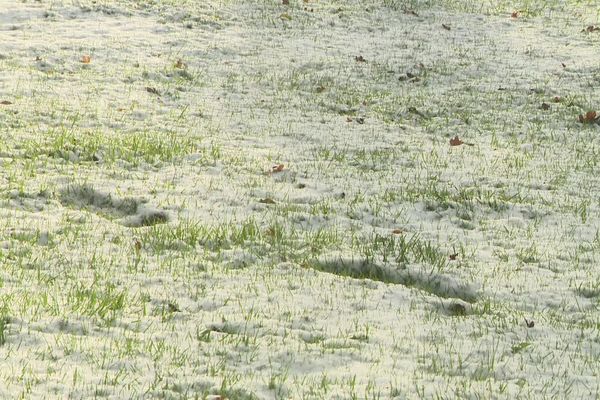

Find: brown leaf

[450,136,464,146]
[81,55,91,64]
[272,164,285,173]
[355,55,366,63]
[524,318,535,328]
[583,25,600,33]
[579,110,598,123]
[174,59,186,69]
[0,100,12,105]
[442,24,451,30]
[346,116,353,123]
[259,198,276,204]
[541,103,550,110]
[146,87,160,95]
[511,11,519,18]
[392,229,404,234]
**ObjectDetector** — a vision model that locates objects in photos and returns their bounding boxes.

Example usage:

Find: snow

[0,0,599,398]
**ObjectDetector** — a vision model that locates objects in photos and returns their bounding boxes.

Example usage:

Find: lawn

[0,0,599,398]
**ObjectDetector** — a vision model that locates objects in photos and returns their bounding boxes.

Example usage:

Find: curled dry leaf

[450,135,475,146]
[259,198,276,204]
[582,25,600,33]
[511,11,519,18]
[272,164,285,173]
[450,136,464,146]
[174,59,186,69]
[578,110,598,124]
[81,55,91,64]
[392,229,404,234]
[134,238,142,253]
[524,318,535,328]
[146,87,160,95]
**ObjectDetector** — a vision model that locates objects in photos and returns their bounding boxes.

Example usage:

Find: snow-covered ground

[0,0,599,398]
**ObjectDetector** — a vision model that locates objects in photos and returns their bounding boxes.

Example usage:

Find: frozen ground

[0,0,599,398]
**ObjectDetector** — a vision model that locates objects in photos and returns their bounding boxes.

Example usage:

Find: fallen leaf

[553,96,561,102]
[174,59,186,69]
[392,229,404,234]
[81,55,91,64]
[272,164,285,173]
[0,100,12,105]
[511,11,519,18]
[579,110,598,124]
[541,103,550,110]
[524,318,535,328]
[259,198,276,204]
[346,116,353,122]
[450,136,463,146]
[449,253,459,260]
[146,87,160,95]
[442,24,451,30]
[355,55,366,63]
[134,239,142,253]
[583,25,600,33]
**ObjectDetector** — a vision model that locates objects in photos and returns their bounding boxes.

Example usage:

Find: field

[1,0,600,398]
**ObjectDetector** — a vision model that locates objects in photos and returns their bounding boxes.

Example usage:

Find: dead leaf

[511,11,519,18]
[524,318,535,328]
[450,136,475,146]
[259,198,276,204]
[346,116,353,123]
[450,136,464,146]
[392,229,404,234]
[146,87,160,95]
[272,164,285,173]
[553,96,561,103]
[134,239,142,253]
[355,55,366,63]
[174,59,186,69]
[442,24,451,30]
[579,110,598,124]
[81,55,91,64]
[583,25,600,33]
[0,100,12,105]
[449,253,458,260]
[541,103,550,110]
